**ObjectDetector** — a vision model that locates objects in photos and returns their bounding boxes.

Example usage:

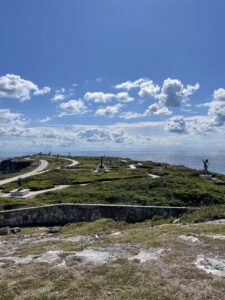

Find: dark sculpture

[202,159,209,174]
[99,157,104,169]
[17,177,22,191]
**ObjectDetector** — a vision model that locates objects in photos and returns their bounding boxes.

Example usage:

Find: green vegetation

[1,155,225,213]
[181,205,225,223]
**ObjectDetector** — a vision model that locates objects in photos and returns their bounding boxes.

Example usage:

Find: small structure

[10,177,30,198]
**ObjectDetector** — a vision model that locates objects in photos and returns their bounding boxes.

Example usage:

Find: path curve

[61,157,79,168]
[0,160,49,186]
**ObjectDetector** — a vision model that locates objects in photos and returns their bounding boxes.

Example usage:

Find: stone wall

[0,204,197,227]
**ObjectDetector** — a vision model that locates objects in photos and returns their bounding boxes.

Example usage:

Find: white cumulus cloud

[166,116,187,133]
[51,88,66,102]
[208,88,225,126]
[77,128,126,143]
[116,92,134,103]
[84,91,134,104]
[0,109,26,126]
[144,103,171,116]
[84,92,115,103]
[0,74,50,101]
[114,78,147,90]
[58,99,88,116]
[115,78,160,99]
[138,80,160,98]
[157,78,199,108]
[95,104,123,117]
[39,117,51,123]
[119,111,142,119]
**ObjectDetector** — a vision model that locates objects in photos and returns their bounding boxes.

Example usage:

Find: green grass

[0,197,40,211]
[181,205,225,223]
[1,156,225,214]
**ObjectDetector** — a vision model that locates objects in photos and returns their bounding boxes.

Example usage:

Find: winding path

[61,158,79,168]
[1,185,71,199]
[0,157,79,187]
[0,160,49,186]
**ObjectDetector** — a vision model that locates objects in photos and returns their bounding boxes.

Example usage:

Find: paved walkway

[1,185,71,199]
[61,158,79,168]
[0,156,80,197]
[129,164,137,169]
[0,157,79,187]
[0,160,49,186]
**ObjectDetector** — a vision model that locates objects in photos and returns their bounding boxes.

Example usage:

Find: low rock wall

[0,204,197,227]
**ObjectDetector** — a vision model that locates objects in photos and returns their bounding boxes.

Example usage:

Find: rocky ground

[0,219,225,300]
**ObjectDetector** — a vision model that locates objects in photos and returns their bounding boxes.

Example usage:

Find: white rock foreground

[0,232,225,278]
[195,255,225,277]
[177,235,201,245]
[0,232,165,268]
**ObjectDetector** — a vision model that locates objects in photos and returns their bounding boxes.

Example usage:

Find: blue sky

[0,0,225,153]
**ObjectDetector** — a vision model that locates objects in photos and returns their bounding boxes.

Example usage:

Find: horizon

[1,0,225,153]
[1,149,225,175]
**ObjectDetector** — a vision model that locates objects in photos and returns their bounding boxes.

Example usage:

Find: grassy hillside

[1,155,225,211]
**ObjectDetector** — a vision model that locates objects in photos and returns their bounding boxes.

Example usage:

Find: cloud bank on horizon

[0,73,225,152]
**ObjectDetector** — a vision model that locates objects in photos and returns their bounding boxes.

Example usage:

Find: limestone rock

[47,227,60,234]
[10,227,21,234]
[173,218,180,224]
[0,227,11,235]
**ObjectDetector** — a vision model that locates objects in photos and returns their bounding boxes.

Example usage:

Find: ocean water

[69,150,225,175]
[1,151,225,174]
